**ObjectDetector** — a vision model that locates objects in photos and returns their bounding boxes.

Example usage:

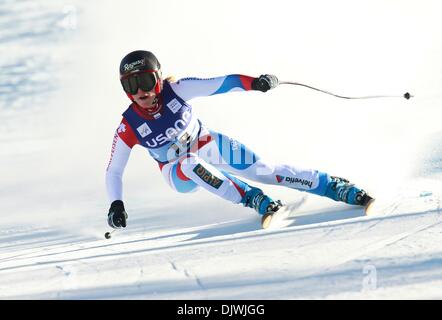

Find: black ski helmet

[119,50,161,77]
[119,50,162,100]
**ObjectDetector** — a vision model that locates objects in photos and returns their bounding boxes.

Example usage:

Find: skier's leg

[160,154,279,215]
[201,130,371,206]
[201,129,327,192]
[158,161,200,193]
[241,160,372,205]
[160,155,246,203]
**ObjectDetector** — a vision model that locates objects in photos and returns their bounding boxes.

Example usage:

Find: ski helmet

[119,50,162,100]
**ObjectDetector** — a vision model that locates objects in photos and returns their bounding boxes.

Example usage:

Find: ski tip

[261,213,273,229]
[261,200,285,229]
[364,198,376,216]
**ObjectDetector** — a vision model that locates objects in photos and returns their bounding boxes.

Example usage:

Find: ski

[261,205,291,229]
[364,198,376,216]
[261,197,307,229]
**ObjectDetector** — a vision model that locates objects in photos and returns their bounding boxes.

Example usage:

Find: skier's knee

[170,159,199,193]
[172,181,199,193]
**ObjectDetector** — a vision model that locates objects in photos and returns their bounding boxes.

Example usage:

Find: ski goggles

[120,70,159,95]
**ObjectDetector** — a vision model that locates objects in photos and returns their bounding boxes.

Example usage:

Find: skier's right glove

[107,200,128,229]
[252,74,279,92]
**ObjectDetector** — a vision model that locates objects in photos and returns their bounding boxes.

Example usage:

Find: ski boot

[324,176,373,206]
[241,187,283,228]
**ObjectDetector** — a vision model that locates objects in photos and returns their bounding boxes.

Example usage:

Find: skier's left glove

[252,74,279,92]
[107,200,128,229]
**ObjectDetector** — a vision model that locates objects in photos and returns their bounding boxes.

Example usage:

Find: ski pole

[279,81,413,100]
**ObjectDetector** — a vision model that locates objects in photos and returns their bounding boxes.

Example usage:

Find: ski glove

[107,200,128,229]
[252,74,279,92]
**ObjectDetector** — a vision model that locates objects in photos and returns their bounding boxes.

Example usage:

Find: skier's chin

[136,96,158,109]
[137,100,155,109]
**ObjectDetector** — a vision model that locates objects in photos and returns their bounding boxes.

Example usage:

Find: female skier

[106,50,373,229]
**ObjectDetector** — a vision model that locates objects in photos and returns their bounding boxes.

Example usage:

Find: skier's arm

[105,118,138,203]
[169,74,278,101]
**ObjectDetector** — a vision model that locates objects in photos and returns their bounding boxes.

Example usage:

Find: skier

[106,50,373,229]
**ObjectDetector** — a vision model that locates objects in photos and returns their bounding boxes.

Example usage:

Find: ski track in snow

[0,196,441,299]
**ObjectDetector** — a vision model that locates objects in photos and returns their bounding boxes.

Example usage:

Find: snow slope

[0,0,441,299]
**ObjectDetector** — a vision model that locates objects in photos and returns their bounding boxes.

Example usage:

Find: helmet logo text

[123,59,145,72]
